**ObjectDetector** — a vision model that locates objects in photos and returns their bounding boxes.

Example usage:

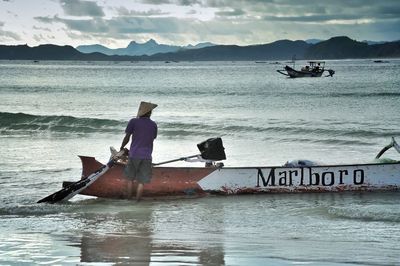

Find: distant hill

[76,39,216,56]
[75,44,112,55]
[1,36,400,61]
[139,40,311,61]
[304,36,400,59]
[362,40,388,45]
[0,44,133,60]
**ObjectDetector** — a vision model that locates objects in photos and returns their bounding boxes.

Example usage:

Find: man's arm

[120,133,131,150]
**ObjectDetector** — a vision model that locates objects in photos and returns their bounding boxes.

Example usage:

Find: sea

[0,59,399,265]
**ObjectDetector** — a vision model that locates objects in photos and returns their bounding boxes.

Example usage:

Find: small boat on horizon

[277,61,335,78]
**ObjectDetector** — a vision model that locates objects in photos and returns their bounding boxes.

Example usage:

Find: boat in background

[277,61,335,78]
[57,138,400,201]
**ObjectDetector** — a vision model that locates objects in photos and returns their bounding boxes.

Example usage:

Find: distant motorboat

[277,61,335,78]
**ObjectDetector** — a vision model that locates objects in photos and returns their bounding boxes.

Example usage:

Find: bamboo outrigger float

[38,138,400,203]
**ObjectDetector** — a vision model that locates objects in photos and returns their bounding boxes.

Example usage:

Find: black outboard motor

[197,137,226,161]
[326,69,335,77]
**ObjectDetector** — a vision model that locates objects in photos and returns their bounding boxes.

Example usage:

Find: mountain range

[76,39,216,56]
[0,36,399,61]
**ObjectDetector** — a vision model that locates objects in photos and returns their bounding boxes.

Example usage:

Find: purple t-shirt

[125,117,157,160]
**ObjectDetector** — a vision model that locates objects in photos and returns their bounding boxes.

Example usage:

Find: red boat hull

[74,156,216,199]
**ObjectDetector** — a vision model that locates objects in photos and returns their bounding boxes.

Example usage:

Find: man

[120,101,158,201]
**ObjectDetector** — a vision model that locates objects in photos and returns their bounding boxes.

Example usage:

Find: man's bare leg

[136,183,144,202]
[127,180,134,199]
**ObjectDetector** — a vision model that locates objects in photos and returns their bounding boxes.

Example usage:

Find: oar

[153,137,226,166]
[37,148,126,204]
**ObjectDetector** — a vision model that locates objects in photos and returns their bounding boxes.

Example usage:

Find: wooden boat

[62,138,400,200]
[277,61,335,78]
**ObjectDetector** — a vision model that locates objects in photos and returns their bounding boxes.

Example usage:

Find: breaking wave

[0,112,124,134]
[1,112,398,142]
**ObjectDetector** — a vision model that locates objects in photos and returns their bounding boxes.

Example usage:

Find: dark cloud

[34,14,251,42]
[262,14,364,23]
[140,0,202,6]
[59,0,105,17]
[35,16,56,24]
[33,26,52,32]
[203,0,400,22]
[116,7,169,17]
[35,15,183,34]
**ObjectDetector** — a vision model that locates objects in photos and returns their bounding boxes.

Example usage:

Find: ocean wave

[2,112,397,141]
[328,205,400,222]
[0,203,74,216]
[283,91,400,99]
[220,124,399,139]
[327,92,400,98]
[0,112,125,134]
[161,120,399,140]
[277,137,373,146]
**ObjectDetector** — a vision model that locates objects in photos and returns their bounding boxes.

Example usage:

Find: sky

[0,0,399,48]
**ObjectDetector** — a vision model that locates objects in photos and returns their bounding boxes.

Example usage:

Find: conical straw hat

[137,101,158,117]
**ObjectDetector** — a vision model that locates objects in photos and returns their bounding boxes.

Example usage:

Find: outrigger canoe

[38,138,400,203]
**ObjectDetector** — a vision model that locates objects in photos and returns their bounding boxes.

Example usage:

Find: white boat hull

[198,163,400,194]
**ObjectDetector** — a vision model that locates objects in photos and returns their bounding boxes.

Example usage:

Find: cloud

[30,0,400,45]
[34,14,252,43]
[201,0,400,22]
[59,0,105,17]
[33,33,55,42]
[0,21,21,41]
[35,15,183,34]
[116,7,169,17]
[140,0,202,6]
[262,14,368,23]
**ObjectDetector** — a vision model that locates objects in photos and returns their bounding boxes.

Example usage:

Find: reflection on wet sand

[76,200,226,265]
[80,233,151,265]
[80,233,225,265]
[79,232,226,265]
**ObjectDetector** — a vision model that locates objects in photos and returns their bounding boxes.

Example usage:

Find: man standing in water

[120,101,158,201]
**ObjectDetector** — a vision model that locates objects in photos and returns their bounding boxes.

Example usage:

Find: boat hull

[284,65,324,78]
[63,156,400,199]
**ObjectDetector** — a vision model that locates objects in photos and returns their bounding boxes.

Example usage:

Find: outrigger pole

[376,137,400,159]
[154,137,226,166]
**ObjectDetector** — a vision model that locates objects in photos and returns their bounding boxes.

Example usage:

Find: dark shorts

[123,158,153,184]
